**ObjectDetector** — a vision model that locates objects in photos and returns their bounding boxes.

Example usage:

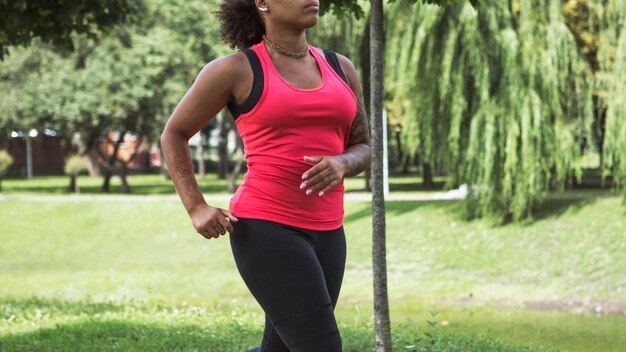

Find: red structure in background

[99,131,158,172]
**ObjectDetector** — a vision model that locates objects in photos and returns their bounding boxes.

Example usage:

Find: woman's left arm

[301,54,371,197]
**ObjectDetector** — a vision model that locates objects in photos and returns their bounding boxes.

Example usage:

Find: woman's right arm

[160,53,250,239]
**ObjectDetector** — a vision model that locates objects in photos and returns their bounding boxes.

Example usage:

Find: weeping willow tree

[386,0,597,221]
[309,7,367,62]
[594,1,626,196]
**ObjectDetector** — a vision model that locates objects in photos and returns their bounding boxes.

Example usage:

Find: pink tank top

[228,41,357,230]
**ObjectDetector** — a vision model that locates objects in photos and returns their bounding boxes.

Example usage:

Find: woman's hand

[300,155,347,197]
[188,203,239,239]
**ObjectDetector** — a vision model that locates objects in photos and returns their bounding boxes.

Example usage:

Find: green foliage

[323,0,479,19]
[392,0,481,8]
[594,0,626,195]
[0,0,143,60]
[309,4,368,67]
[0,149,12,176]
[63,155,88,176]
[322,0,367,19]
[386,0,596,221]
[0,43,68,131]
[0,0,221,152]
[562,0,600,72]
[425,306,440,351]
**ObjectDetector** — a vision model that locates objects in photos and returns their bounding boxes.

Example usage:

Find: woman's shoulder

[193,50,253,101]
[200,50,250,81]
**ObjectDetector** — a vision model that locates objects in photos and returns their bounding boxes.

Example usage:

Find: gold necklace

[262,35,309,58]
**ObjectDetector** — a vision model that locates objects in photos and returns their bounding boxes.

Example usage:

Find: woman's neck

[263,26,308,56]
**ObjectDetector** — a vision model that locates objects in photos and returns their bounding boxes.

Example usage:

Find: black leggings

[229,217,347,352]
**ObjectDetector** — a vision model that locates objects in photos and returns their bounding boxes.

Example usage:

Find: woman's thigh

[314,225,347,309]
[230,218,344,351]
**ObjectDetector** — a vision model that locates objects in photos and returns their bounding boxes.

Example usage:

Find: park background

[1,0,625,351]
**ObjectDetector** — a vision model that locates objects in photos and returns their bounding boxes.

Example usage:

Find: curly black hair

[216,0,265,49]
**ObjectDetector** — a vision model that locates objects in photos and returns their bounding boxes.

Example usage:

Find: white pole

[382,107,389,196]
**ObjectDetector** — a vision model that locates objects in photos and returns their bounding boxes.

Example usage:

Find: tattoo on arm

[165,136,206,213]
[341,94,371,177]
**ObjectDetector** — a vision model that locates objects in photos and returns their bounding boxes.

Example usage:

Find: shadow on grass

[0,296,260,352]
[389,180,446,192]
[0,319,260,352]
[0,313,558,352]
[2,186,70,194]
[343,205,373,224]
[343,200,463,225]
[344,178,446,193]
[0,296,129,316]
[344,197,612,228]
[526,198,597,224]
[3,183,231,196]
[0,297,561,352]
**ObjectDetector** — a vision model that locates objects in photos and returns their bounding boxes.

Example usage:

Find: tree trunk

[401,154,411,174]
[102,131,127,193]
[217,110,230,179]
[592,95,607,172]
[85,148,101,177]
[361,12,373,193]
[120,161,131,194]
[370,0,392,351]
[228,135,245,193]
[197,130,206,177]
[394,128,403,173]
[67,175,77,193]
[102,168,113,193]
[158,140,171,180]
[422,161,434,189]
[502,200,513,224]
[73,132,101,177]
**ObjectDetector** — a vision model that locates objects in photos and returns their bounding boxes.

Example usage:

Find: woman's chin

[301,17,318,29]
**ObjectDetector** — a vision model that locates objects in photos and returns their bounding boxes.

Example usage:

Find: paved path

[0,192,620,202]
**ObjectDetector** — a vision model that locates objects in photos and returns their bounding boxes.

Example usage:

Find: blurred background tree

[0,0,143,59]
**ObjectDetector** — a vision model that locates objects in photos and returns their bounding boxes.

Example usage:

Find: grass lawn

[2,169,620,197]
[0,297,562,352]
[0,173,469,196]
[1,194,625,351]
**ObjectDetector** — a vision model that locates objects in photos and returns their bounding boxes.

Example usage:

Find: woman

[160,0,371,350]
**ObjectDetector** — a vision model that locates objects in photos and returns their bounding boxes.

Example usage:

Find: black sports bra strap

[227,47,264,120]
[322,49,349,86]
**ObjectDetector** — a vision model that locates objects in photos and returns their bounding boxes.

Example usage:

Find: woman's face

[257,0,320,30]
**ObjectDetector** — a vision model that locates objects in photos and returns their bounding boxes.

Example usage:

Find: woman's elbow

[160,127,188,148]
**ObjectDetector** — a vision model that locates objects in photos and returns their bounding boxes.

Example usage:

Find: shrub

[64,154,88,176]
[64,154,88,193]
[0,150,13,192]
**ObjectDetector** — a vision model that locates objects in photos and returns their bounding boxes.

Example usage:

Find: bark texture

[370,0,392,350]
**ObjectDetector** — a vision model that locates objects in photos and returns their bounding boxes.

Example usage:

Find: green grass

[1,197,625,351]
[2,198,624,304]
[0,297,562,352]
[0,173,457,196]
[1,174,228,195]
[2,172,620,198]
